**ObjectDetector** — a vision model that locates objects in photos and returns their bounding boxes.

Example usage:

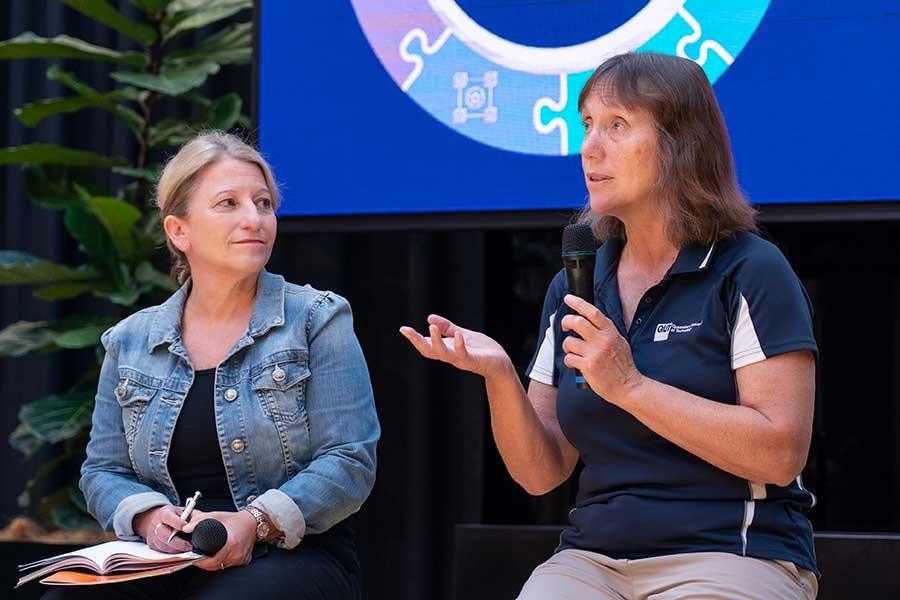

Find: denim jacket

[80,270,379,549]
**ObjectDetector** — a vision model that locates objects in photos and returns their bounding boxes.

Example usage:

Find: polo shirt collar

[593,237,716,288]
[147,269,286,353]
[668,241,717,275]
[594,237,623,289]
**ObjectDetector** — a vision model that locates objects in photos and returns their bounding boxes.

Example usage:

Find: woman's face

[580,91,661,220]
[166,157,277,280]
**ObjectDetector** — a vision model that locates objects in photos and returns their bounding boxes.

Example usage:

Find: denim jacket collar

[147,269,286,353]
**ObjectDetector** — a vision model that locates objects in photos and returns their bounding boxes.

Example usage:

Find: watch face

[257,522,270,540]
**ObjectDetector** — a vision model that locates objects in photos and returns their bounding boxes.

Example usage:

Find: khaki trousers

[517,549,817,600]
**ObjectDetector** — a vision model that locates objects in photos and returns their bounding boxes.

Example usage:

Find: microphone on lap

[175,518,228,556]
[562,223,597,389]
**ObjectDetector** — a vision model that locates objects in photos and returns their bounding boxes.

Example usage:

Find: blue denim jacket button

[224,388,238,401]
[230,439,245,453]
[115,383,127,399]
[272,366,286,382]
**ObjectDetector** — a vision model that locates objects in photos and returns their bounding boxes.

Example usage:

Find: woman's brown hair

[576,52,757,245]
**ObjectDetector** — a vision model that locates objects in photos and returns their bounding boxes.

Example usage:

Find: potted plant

[0,0,253,558]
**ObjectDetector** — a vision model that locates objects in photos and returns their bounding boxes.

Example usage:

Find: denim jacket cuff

[252,489,306,549]
[113,491,171,539]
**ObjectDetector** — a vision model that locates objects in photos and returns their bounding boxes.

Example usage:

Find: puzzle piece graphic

[534,71,592,156]
[354,0,770,156]
[533,0,771,155]
[401,32,563,155]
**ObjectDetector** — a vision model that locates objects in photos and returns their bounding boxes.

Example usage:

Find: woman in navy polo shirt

[401,52,818,599]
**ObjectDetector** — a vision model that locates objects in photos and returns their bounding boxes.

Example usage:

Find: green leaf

[43,67,146,137]
[47,65,139,100]
[111,61,219,96]
[148,117,194,147]
[0,251,98,285]
[34,281,99,301]
[24,165,84,209]
[70,487,89,514]
[53,324,109,349]
[74,184,142,259]
[63,204,126,288]
[203,92,241,130]
[62,0,158,46]
[51,498,101,530]
[0,144,128,167]
[9,424,44,457]
[20,389,95,444]
[0,31,146,67]
[135,261,174,292]
[96,283,141,306]
[149,94,241,148]
[0,320,54,356]
[127,0,176,14]
[164,0,252,42]
[179,90,212,107]
[15,95,117,127]
[112,165,160,182]
[167,21,251,67]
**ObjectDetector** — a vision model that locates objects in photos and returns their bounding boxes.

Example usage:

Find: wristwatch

[242,505,270,542]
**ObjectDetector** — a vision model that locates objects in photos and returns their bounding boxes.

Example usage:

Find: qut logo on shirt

[654,321,703,342]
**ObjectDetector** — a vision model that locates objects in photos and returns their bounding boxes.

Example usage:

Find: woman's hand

[560,294,644,402]
[133,505,193,554]
[182,509,257,571]
[400,314,512,380]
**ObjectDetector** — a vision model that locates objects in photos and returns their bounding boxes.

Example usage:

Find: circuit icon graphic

[351,1,771,156]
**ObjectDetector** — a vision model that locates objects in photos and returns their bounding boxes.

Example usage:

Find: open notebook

[16,540,202,587]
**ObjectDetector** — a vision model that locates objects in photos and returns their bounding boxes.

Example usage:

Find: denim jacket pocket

[115,367,162,444]
[251,351,311,424]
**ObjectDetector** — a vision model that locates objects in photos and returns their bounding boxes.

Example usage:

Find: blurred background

[2,2,899,598]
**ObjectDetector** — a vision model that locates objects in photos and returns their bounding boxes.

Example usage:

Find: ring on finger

[220,562,225,571]
[154,523,163,536]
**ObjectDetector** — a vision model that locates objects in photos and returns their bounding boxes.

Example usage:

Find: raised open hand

[400,314,512,379]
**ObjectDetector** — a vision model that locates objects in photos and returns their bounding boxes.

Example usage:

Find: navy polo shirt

[526,231,819,575]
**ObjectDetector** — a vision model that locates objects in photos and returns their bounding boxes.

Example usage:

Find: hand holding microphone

[562,224,598,389]
[560,224,643,400]
[166,492,228,557]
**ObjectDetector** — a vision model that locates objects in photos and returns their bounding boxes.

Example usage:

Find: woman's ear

[163,214,190,253]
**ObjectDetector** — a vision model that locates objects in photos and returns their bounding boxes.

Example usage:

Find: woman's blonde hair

[155,131,280,284]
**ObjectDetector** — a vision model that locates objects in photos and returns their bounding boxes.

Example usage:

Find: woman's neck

[184,270,259,324]
[620,215,678,272]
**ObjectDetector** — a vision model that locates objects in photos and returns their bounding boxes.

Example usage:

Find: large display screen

[257,1,900,217]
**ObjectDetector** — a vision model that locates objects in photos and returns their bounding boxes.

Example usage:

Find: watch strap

[242,505,270,541]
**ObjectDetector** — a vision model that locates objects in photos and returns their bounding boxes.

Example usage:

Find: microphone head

[191,518,228,556]
[562,223,596,256]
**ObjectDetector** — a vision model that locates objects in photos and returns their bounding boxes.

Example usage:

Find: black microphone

[176,518,228,556]
[562,223,597,389]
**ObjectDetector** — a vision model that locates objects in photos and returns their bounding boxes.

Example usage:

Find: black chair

[453,524,900,600]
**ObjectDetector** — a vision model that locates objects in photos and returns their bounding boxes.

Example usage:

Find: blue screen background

[258,2,900,216]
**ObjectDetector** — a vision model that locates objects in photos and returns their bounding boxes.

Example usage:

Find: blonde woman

[48,132,379,600]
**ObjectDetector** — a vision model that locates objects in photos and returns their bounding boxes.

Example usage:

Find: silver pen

[167,490,202,543]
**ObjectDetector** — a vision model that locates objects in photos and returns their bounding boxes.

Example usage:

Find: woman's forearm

[483,362,576,495]
[617,376,811,486]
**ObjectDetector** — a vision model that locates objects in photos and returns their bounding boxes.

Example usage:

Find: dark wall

[2,4,900,600]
